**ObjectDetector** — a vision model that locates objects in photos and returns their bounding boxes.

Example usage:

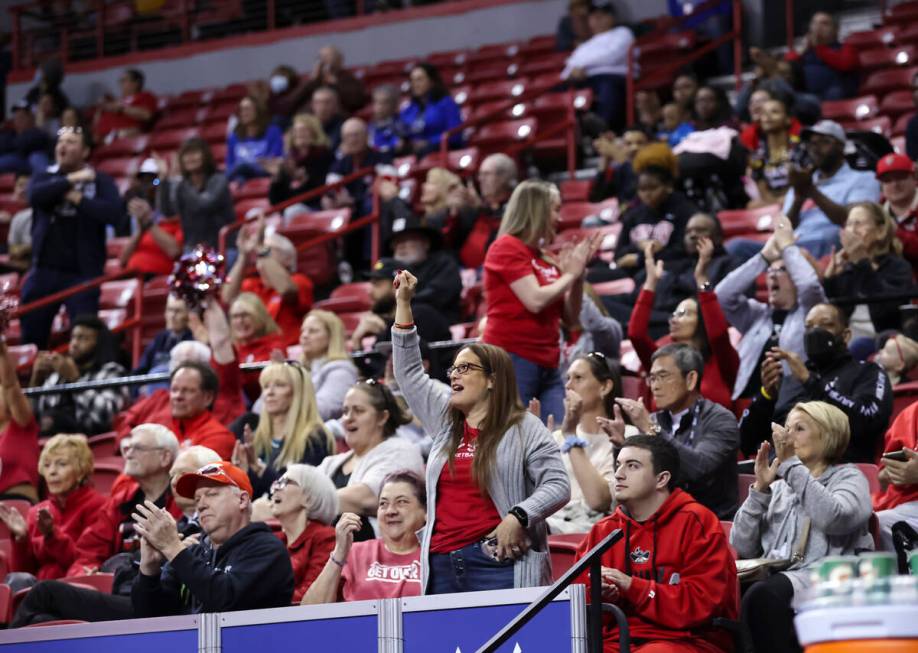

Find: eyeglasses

[270,477,299,495]
[120,442,165,455]
[587,351,607,361]
[767,266,788,275]
[56,126,84,137]
[645,371,678,387]
[446,362,487,377]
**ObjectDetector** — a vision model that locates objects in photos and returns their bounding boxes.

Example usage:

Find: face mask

[803,327,844,368]
[270,75,289,94]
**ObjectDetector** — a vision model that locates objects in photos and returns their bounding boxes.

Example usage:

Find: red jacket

[874,401,918,511]
[11,484,107,580]
[629,289,739,410]
[575,489,737,653]
[277,521,337,603]
[785,43,859,72]
[113,357,245,447]
[67,479,182,576]
[242,274,314,347]
[236,333,286,401]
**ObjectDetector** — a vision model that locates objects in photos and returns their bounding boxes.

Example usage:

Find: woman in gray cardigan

[391,270,570,594]
[731,400,873,653]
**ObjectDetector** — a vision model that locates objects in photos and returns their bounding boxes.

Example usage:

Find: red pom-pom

[168,245,226,309]
[0,293,17,337]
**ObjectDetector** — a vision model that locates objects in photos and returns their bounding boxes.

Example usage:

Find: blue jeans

[428,540,515,595]
[509,353,564,424]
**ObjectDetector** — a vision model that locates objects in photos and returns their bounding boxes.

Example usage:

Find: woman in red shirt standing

[229,292,286,401]
[629,238,739,410]
[482,181,596,422]
[0,434,105,590]
[269,464,337,603]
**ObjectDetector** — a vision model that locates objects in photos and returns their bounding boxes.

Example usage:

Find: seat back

[737,473,756,506]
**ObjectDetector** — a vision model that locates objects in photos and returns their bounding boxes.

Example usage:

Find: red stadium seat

[881,91,915,122]
[0,584,11,626]
[92,463,124,495]
[517,53,569,78]
[469,118,537,153]
[469,79,528,105]
[232,177,271,200]
[7,343,37,371]
[201,102,237,125]
[821,95,878,122]
[0,175,14,192]
[88,432,118,458]
[416,147,480,175]
[738,473,756,506]
[451,85,472,106]
[166,89,206,110]
[234,197,271,220]
[855,463,881,495]
[861,67,918,96]
[842,115,891,136]
[200,120,230,145]
[894,111,916,136]
[210,83,248,104]
[314,282,372,313]
[155,106,205,130]
[465,63,517,84]
[98,309,127,331]
[99,279,139,309]
[638,31,696,60]
[559,179,592,202]
[892,380,918,421]
[897,21,918,45]
[93,134,150,160]
[717,204,780,238]
[149,127,199,151]
[283,208,350,235]
[845,27,899,48]
[548,533,587,582]
[95,157,140,178]
[858,45,915,71]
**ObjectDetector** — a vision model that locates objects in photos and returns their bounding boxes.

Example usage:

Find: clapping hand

[694,236,714,287]
[36,507,54,537]
[614,397,653,433]
[642,242,665,291]
[561,389,584,434]
[596,404,627,447]
[752,440,779,493]
[0,503,27,540]
[771,421,796,463]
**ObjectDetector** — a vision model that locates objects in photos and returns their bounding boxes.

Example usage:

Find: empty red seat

[881,90,915,121]
[451,85,472,106]
[469,79,528,105]
[821,95,878,122]
[842,115,891,136]
[98,309,128,331]
[7,343,36,370]
[548,533,587,582]
[470,118,537,152]
[314,282,372,313]
[202,102,237,124]
[92,462,124,495]
[93,134,149,160]
[894,111,916,136]
[99,279,139,309]
[155,106,205,130]
[465,63,517,84]
[858,45,915,71]
[861,67,918,95]
[855,463,881,495]
[95,157,140,178]
[149,127,199,151]
[897,21,918,45]
[200,121,229,145]
[210,83,247,104]
[166,90,206,110]
[717,204,781,238]
[845,27,899,48]
[232,177,271,200]
[559,179,592,202]
[637,31,696,59]
[88,432,118,458]
[283,208,351,236]
[234,197,271,219]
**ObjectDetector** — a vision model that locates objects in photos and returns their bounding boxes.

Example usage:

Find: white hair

[483,153,518,187]
[265,232,297,273]
[281,464,339,525]
[169,341,212,372]
[130,423,179,458]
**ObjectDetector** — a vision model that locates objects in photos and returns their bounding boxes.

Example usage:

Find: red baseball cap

[175,461,253,499]
[876,153,914,178]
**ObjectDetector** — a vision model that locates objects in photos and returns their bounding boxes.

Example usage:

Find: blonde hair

[789,401,850,465]
[847,202,902,258]
[633,142,678,178]
[39,434,94,486]
[422,167,461,215]
[253,363,334,469]
[498,180,560,247]
[286,113,330,150]
[231,292,281,340]
[302,309,352,364]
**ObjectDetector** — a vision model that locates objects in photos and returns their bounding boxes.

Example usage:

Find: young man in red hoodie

[574,435,737,653]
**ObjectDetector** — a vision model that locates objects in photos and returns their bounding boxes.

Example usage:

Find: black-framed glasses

[587,351,607,361]
[446,362,487,377]
[120,442,165,455]
[57,126,84,137]
[645,371,677,387]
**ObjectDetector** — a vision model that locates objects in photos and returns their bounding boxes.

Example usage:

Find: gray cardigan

[730,457,874,594]
[310,358,359,420]
[391,328,570,593]
[715,245,825,400]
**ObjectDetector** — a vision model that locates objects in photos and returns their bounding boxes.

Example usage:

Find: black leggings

[741,573,801,653]
[11,580,134,627]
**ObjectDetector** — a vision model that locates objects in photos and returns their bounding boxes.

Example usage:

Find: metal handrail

[625,0,743,125]
[476,528,624,653]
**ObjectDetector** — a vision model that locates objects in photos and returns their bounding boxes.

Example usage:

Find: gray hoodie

[730,457,874,594]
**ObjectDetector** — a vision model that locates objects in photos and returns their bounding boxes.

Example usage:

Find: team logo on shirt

[630,547,650,564]
[366,560,421,583]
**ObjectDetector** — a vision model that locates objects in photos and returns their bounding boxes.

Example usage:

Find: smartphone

[882,449,910,462]
[480,537,500,561]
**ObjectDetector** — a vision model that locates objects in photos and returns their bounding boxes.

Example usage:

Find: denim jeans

[428,540,515,595]
[509,353,564,424]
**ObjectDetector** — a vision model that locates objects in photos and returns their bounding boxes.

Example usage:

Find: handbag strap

[791,517,811,563]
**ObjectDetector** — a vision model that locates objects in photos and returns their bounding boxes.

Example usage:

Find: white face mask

[270,75,290,94]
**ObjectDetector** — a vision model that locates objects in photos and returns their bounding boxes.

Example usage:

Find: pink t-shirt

[341,539,421,601]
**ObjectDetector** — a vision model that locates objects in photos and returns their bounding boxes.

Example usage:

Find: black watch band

[509,506,529,528]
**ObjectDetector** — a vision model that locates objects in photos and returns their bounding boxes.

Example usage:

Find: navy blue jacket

[132,522,294,616]
[29,167,125,277]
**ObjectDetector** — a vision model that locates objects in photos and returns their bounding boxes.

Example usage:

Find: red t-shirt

[0,418,40,495]
[241,274,314,347]
[341,539,421,601]
[96,91,158,136]
[459,214,501,269]
[482,234,564,369]
[429,423,501,553]
[127,218,184,276]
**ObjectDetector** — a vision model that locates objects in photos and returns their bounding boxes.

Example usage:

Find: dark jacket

[0,126,50,158]
[159,174,235,251]
[133,328,193,375]
[268,147,334,209]
[426,200,508,268]
[29,167,125,277]
[615,191,699,268]
[653,398,739,520]
[405,251,462,323]
[589,161,638,205]
[739,352,893,463]
[329,149,392,216]
[132,522,294,616]
[823,253,916,334]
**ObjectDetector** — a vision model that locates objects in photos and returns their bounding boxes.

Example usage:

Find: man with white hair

[323,117,393,217]
[67,424,183,577]
[132,461,294,616]
[222,216,313,346]
[428,152,517,269]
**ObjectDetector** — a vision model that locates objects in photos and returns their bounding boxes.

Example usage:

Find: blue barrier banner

[0,629,196,653]
[221,615,377,653]
[402,589,573,653]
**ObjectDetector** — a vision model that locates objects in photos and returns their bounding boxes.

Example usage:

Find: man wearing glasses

[132,461,294,616]
[20,125,125,349]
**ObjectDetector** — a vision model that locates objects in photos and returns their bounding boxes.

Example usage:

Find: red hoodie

[574,489,738,653]
[874,401,918,511]
[67,479,182,576]
[11,484,107,580]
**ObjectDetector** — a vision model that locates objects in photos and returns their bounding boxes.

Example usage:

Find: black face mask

[804,327,845,368]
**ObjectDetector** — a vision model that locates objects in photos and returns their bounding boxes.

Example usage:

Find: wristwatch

[700,281,713,292]
[509,506,529,529]
[256,246,271,258]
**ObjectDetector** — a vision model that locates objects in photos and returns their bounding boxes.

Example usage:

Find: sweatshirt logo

[629,547,650,564]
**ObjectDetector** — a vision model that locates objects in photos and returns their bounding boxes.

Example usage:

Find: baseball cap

[368,257,400,281]
[801,120,846,144]
[876,152,914,178]
[175,461,253,499]
[589,0,615,13]
[138,157,159,176]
